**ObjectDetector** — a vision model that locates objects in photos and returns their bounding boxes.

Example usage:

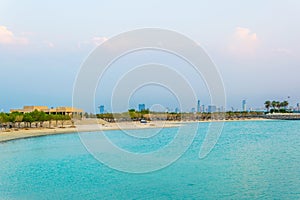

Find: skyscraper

[197,100,201,113]
[242,100,247,111]
[99,105,104,114]
[138,104,145,112]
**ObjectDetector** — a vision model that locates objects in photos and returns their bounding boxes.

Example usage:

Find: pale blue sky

[0,0,300,112]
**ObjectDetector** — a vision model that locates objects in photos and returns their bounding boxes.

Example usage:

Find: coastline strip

[0,118,270,143]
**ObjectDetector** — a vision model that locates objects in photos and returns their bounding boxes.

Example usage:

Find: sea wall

[264,114,300,120]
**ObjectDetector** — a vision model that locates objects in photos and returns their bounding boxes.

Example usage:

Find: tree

[8,112,17,128]
[128,110,138,120]
[38,111,47,128]
[281,101,289,110]
[15,114,24,128]
[264,101,271,112]
[29,110,38,127]
[0,113,8,129]
[23,113,34,128]
[60,115,71,128]
[97,113,115,122]
[267,100,289,113]
[52,114,60,127]
[46,114,54,128]
[276,101,281,111]
[271,101,278,113]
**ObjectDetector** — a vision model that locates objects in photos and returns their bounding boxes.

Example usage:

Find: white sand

[0,118,269,143]
[0,120,182,143]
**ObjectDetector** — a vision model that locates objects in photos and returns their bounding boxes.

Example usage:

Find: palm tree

[264,101,271,112]
[282,101,289,110]
[276,101,281,111]
[271,101,278,113]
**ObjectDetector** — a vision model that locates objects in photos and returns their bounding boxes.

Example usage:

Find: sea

[0,120,299,199]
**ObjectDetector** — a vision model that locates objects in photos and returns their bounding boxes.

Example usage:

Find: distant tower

[297,103,300,112]
[242,100,247,111]
[138,104,145,112]
[201,105,205,113]
[197,100,201,113]
[98,105,104,114]
[208,105,217,113]
[175,107,179,113]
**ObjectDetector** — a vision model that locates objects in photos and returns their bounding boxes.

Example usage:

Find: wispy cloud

[234,27,257,41]
[228,27,258,56]
[0,26,28,45]
[91,37,108,46]
[78,36,108,49]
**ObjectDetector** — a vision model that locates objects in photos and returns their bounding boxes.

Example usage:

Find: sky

[0,0,300,113]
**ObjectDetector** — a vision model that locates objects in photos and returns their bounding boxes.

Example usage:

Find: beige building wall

[10,106,83,116]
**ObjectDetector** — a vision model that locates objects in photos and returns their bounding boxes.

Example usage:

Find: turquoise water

[0,121,299,199]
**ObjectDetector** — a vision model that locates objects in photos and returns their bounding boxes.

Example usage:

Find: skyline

[1,1,300,112]
[10,97,300,114]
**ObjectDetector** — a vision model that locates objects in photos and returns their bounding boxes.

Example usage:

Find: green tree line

[264,100,289,113]
[0,110,71,129]
[96,110,264,122]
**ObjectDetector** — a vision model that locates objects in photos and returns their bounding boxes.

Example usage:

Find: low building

[10,106,83,116]
[11,106,49,113]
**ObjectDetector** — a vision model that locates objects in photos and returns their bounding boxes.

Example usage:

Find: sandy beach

[0,119,182,143]
[0,118,269,143]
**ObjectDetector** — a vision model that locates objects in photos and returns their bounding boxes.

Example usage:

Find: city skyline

[1,1,300,112]
[95,99,300,114]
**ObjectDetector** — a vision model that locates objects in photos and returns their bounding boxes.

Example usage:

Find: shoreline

[0,118,271,143]
[0,120,182,143]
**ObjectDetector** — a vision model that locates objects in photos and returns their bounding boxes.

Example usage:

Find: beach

[0,119,182,143]
[0,118,270,143]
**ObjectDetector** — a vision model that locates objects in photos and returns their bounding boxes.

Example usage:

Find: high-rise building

[201,105,205,113]
[220,106,225,112]
[175,107,179,113]
[191,107,196,113]
[297,103,300,111]
[242,100,247,111]
[197,100,201,113]
[99,105,104,114]
[138,104,145,112]
[208,105,217,113]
